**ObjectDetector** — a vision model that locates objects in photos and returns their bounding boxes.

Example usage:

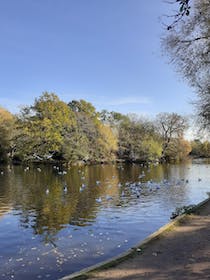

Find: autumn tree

[163,0,210,130]
[202,141,210,157]
[118,114,162,162]
[1,93,192,164]
[15,92,76,160]
[0,107,14,163]
[165,138,192,162]
[68,100,117,162]
[100,110,129,128]
[155,113,188,161]
[191,139,210,157]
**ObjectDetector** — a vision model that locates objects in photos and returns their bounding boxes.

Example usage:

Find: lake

[0,160,210,280]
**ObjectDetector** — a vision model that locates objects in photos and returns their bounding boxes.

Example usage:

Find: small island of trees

[0,92,209,165]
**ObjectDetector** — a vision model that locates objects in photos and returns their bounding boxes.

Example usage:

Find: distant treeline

[0,92,209,164]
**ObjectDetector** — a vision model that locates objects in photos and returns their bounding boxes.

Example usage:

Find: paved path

[81,200,210,280]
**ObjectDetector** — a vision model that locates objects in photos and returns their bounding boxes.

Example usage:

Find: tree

[165,138,192,162]
[0,107,14,163]
[163,0,210,130]
[69,99,99,122]
[156,113,188,160]
[68,100,117,162]
[118,114,162,162]
[166,0,191,30]
[100,110,129,128]
[97,123,118,160]
[61,129,89,162]
[15,92,76,160]
[191,139,210,157]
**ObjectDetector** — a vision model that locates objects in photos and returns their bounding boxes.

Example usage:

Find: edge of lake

[59,195,210,280]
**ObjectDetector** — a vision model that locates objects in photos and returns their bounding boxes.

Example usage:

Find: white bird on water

[96,197,102,203]
[63,183,68,193]
[24,166,30,172]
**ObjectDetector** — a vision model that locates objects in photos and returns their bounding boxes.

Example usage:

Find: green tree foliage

[100,110,129,128]
[191,139,210,157]
[69,99,99,120]
[15,92,76,160]
[163,0,210,130]
[1,93,193,164]
[0,107,15,163]
[164,138,192,162]
[118,114,162,162]
[61,129,89,162]
[68,100,117,162]
[97,122,118,160]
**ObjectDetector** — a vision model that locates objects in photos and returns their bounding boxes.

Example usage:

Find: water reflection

[0,162,208,236]
[0,165,122,241]
[0,161,210,279]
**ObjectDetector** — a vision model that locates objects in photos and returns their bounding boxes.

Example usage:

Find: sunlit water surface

[0,160,210,280]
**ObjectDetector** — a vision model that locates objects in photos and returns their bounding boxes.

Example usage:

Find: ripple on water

[0,161,210,279]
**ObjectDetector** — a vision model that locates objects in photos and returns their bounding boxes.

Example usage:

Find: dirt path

[72,199,210,280]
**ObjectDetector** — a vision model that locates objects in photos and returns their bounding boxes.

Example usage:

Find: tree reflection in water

[1,164,121,244]
[0,161,210,280]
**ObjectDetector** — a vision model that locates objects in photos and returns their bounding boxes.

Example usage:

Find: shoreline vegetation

[0,92,210,166]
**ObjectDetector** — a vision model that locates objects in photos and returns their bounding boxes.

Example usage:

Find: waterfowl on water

[106,195,113,201]
[63,183,68,193]
[96,197,102,203]
[136,192,140,198]
[121,191,125,197]
[24,166,30,172]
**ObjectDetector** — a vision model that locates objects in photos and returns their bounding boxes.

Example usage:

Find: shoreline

[1,156,209,168]
[60,196,210,280]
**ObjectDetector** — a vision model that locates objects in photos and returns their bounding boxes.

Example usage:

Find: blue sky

[0,0,195,116]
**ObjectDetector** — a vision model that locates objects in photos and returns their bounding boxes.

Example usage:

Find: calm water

[0,160,210,280]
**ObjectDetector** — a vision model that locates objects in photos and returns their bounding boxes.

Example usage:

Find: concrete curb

[59,196,210,280]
